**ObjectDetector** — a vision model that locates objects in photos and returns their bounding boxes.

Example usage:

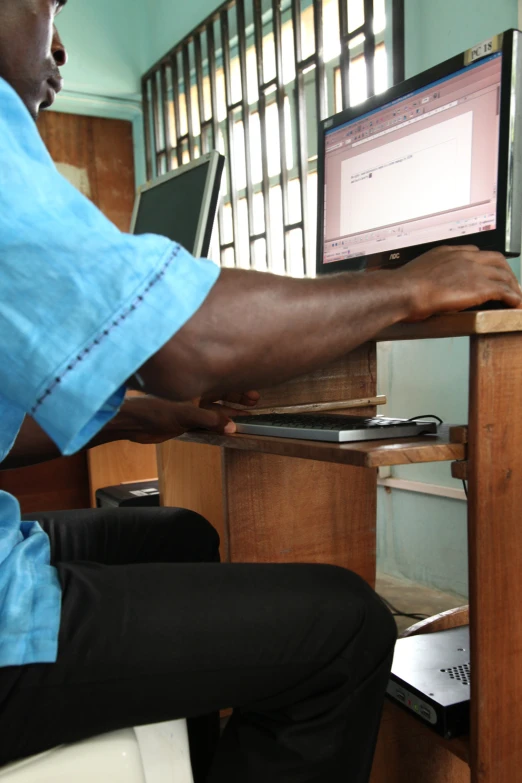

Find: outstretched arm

[138,246,522,402]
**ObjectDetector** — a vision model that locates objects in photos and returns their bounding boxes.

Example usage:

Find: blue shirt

[0,77,220,668]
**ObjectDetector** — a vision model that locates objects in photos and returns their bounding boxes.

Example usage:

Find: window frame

[142,0,405,276]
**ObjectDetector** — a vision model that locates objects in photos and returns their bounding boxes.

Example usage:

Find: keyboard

[233,414,438,443]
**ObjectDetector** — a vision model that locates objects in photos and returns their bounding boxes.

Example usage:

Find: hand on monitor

[397,245,522,321]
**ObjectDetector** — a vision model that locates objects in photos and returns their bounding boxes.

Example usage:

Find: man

[0,2,520,782]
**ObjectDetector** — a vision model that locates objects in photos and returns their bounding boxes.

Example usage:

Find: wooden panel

[467,333,522,783]
[0,453,90,514]
[224,451,377,585]
[157,440,226,556]
[159,345,379,567]
[371,702,470,783]
[178,425,465,469]
[87,441,158,507]
[451,461,468,481]
[251,395,386,415]
[255,345,377,408]
[38,112,135,231]
[378,310,522,342]
[450,426,469,444]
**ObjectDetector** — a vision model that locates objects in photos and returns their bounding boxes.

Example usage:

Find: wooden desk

[158,311,522,783]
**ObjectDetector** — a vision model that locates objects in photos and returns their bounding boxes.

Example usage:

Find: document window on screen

[323,53,502,265]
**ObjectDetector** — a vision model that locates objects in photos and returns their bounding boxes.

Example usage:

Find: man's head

[0,0,67,120]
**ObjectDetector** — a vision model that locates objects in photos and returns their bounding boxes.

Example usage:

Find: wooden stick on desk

[230,395,387,416]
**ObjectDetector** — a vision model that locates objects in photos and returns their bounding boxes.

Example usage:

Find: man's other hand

[115,393,259,444]
[397,245,522,321]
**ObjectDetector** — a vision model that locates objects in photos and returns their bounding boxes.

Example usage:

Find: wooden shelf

[178,425,465,468]
[377,310,522,342]
[384,701,470,765]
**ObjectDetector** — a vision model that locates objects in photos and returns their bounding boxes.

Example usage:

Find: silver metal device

[233,415,438,443]
[388,626,471,739]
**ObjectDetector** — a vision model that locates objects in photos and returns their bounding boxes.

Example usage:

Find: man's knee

[169,508,221,562]
[308,565,397,666]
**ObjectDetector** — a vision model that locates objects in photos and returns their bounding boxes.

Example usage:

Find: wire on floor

[378,594,430,622]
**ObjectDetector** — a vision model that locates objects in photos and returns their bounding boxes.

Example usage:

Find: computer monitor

[317,29,522,275]
[130,151,225,257]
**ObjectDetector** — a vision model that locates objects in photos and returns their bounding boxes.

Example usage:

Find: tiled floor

[376,572,467,635]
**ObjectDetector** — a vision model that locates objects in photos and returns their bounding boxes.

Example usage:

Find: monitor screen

[321,53,502,268]
[133,159,213,255]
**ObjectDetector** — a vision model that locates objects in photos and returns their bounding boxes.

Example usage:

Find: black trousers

[0,507,396,782]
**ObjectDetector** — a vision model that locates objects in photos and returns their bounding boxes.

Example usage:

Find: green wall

[143,1,220,71]
[377,0,520,597]
[56,0,146,99]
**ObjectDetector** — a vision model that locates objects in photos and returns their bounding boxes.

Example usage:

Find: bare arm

[0,396,255,470]
[1,415,129,470]
[137,246,522,401]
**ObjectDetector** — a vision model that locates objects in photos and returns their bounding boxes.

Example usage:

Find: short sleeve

[0,395,25,464]
[0,78,220,455]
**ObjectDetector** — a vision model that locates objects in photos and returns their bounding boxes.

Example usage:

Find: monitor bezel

[316,29,521,276]
[130,151,225,258]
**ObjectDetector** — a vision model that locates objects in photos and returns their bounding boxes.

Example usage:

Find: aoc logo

[389,253,401,261]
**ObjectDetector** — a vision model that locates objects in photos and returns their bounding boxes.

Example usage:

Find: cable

[462,480,468,498]
[378,595,430,622]
[407,414,444,425]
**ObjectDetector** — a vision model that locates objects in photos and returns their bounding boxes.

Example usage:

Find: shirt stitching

[31,245,180,415]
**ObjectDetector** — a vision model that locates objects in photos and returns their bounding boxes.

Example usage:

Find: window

[142,0,405,277]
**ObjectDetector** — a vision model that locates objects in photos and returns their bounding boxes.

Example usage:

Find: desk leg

[223,451,377,584]
[158,441,226,555]
[468,334,522,782]
[158,443,376,581]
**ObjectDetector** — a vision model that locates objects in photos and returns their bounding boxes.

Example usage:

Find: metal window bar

[141,0,405,274]
[273,0,292,274]
[170,53,183,167]
[182,44,196,159]
[253,0,275,271]
[291,0,309,276]
[160,64,173,171]
[220,9,240,267]
[236,0,257,262]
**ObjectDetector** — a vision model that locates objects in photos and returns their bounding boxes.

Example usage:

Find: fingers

[488,282,522,307]
[222,390,260,406]
[202,390,260,407]
[436,244,480,253]
[467,250,511,271]
[198,403,239,433]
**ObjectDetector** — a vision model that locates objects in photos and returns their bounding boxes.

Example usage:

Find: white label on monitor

[471,39,494,62]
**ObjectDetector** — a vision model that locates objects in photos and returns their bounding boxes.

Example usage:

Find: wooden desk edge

[377,310,522,342]
[177,427,465,469]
